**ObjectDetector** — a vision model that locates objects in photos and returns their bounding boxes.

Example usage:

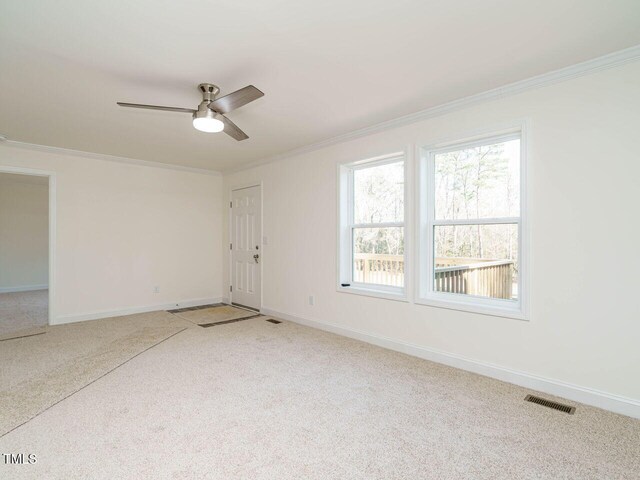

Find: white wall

[0,146,224,323]
[0,175,49,291]
[223,60,640,415]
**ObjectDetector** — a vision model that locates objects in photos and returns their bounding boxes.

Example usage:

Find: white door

[231,186,262,310]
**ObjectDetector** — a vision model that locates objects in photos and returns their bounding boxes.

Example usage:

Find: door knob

[253,254,260,263]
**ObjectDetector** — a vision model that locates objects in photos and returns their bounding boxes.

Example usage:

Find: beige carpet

[0,314,639,479]
[0,310,191,436]
[0,289,48,336]
[169,304,259,325]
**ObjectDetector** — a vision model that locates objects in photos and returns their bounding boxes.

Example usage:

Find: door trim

[0,165,56,326]
[228,182,263,310]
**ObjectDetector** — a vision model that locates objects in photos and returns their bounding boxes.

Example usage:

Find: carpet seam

[0,327,188,439]
[167,311,202,326]
[0,331,46,342]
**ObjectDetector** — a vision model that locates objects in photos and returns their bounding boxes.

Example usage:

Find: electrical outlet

[153,286,160,294]
[309,295,314,306]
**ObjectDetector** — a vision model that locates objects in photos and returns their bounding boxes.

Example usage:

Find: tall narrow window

[420,132,525,317]
[339,154,405,296]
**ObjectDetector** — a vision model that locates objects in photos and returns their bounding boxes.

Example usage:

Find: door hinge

[230,201,232,208]
[230,285,233,292]
[230,243,232,250]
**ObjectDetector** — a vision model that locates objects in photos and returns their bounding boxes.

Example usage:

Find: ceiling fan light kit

[117,82,264,141]
[193,105,225,133]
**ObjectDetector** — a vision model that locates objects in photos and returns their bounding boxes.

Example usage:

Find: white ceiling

[1,1,639,173]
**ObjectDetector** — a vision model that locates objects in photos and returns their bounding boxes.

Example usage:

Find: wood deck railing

[353,254,514,299]
[434,258,514,299]
[353,254,406,287]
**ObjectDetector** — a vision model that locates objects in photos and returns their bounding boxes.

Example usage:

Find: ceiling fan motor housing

[199,83,220,103]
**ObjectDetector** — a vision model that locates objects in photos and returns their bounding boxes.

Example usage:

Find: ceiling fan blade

[117,102,195,114]
[219,114,249,141]
[208,85,264,114]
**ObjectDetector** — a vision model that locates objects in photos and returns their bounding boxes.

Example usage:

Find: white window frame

[417,128,529,320]
[337,152,408,301]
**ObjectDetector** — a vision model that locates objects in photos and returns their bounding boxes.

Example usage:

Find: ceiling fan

[117,83,264,141]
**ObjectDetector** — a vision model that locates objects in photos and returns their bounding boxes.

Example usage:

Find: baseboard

[0,284,48,293]
[261,307,640,419]
[54,297,222,325]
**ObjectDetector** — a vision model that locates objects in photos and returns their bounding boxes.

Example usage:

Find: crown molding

[224,44,640,175]
[2,45,638,177]
[0,140,222,177]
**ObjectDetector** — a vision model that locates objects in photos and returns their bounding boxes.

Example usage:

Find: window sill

[415,295,528,321]
[337,285,408,303]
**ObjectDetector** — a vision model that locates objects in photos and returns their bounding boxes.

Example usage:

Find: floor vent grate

[525,395,576,414]
[266,319,282,324]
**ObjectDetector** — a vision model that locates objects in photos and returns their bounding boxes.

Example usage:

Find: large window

[337,128,527,319]
[339,154,406,296]
[420,132,526,317]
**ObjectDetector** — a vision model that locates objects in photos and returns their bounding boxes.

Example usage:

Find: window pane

[434,224,518,300]
[353,227,404,287]
[434,139,520,220]
[354,161,404,224]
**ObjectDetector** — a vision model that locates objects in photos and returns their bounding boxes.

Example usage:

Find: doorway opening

[0,168,55,337]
